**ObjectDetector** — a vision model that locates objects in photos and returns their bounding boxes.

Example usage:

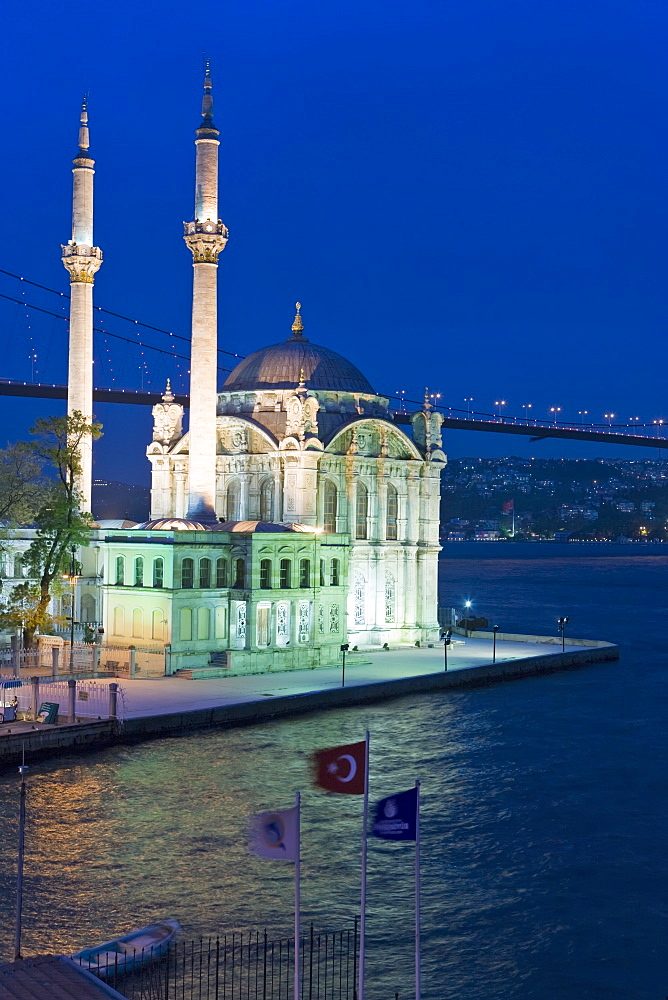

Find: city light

[549,406,562,425]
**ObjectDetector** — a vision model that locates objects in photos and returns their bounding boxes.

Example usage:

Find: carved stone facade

[147,360,446,645]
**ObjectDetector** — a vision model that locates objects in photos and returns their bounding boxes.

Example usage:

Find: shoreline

[0,637,618,769]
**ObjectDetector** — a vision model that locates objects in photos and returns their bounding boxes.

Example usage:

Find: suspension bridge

[0,266,666,451]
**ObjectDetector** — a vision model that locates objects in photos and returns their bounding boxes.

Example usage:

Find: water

[0,544,666,999]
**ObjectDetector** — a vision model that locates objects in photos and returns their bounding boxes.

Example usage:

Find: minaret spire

[61,97,103,512]
[183,64,229,522]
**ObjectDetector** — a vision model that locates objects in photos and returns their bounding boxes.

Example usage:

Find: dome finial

[423,387,433,410]
[290,301,305,339]
[162,378,174,402]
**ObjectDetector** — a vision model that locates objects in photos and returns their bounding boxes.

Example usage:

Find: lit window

[181,558,194,589]
[299,559,310,588]
[279,559,291,588]
[260,559,272,589]
[134,556,144,587]
[386,485,398,540]
[323,481,337,532]
[356,484,368,539]
[199,558,211,588]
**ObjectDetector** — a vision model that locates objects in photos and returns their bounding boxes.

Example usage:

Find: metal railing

[76,924,360,1000]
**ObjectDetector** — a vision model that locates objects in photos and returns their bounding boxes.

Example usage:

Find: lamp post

[463,600,472,637]
[604,413,615,429]
[67,545,77,673]
[494,400,507,423]
[557,616,569,652]
[522,403,532,423]
[340,643,349,688]
[464,398,474,418]
[492,624,499,663]
[549,406,562,426]
[442,628,449,672]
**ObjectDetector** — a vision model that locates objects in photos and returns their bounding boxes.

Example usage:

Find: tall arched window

[355,483,368,539]
[199,558,211,588]
[151,609,164,641]
[115,556,125,585]
[385,573,396,622]
[132,607,143,638]
[226,480,241,521]
[134,556,144,587]
[153,557,164,588]
[13,555,24,578]
[319,559,326,586]
[181,558,194,589]
[216,557,228,587]
[260,480,274,521]
[113,606,124,635]
[279,559,291,588]
[330,558,340,587]
[299,559,310,588]
[386,485,398,540]
[354,570,366,624]
[323,481,337,533]
[233,558,245,588]
[260,559,272,589]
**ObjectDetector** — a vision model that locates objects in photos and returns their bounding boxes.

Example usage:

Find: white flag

[250,806,299,861]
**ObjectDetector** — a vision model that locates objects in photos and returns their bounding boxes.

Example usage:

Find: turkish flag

[313,740,367,795]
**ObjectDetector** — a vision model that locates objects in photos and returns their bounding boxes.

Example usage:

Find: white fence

[0,676,126,721]
[0,642,165,678]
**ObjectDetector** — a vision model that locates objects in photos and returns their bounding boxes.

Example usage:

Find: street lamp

[494,400,507,422]
[64,545,78,673]
[340,643,349,687]
[549,406,562,426]
[463,398,474,418]
[557,616,569,652]
[463,600,473,636]
[522,403,533,423]
[577,410,589,422]
[604,413,615,428]
[492,624,499,663]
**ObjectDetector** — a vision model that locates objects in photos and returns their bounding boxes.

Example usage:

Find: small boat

[71,918,181,977]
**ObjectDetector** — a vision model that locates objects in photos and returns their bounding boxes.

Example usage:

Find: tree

[0,442,47,523]
[0,582,56,645]
[19,412,102,647]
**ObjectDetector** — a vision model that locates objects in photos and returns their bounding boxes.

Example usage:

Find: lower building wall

[169,642,342,675]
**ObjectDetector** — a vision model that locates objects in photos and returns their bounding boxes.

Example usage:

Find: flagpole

[294,789,301,1000]
[414,779,421,1000]
[358,730,370,1000]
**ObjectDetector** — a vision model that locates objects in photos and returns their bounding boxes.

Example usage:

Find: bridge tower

[183,62,228,522]
[61,98,102,512]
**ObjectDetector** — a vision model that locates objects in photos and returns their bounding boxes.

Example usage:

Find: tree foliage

[0,442,47,523]
[17,412,102,646]
[0,582,55,643]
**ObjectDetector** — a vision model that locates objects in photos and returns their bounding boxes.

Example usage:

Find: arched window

[260,480,274,521]
[330,558,340,587]
[354,570,366,624]
[197,607,210,640]
[132,607,143,638]
[299,559,310,588]
[319,559,326,586]
[181,558,194,589]
[151,609,164,641]
[13,555,24,578]
[0,554,7,578]
[199,558,211,588]
[386,485,398,540]
[134,556,144,587]
[279,559,291,589]
[355,483,368,539]
[233,558,245,588]
[153,557,164,588]
[385,573,396,622]
[180,608,192,641]
[226,480,241,521]
[115,556,125,586]
[113,606,124,636]
[216,557,228,588]
[323,481,337,533]
[260,559,272,589]
[80,594,96,622]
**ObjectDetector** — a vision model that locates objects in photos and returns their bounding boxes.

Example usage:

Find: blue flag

[371,787,418,841]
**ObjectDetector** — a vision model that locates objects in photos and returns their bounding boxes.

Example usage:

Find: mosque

[3,68,447,675]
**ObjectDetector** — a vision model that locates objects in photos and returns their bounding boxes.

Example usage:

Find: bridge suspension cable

[0,267,244,360]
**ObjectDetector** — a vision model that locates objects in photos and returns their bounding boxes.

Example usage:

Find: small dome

[223,334,375,394]
[95,519,138,529]
[132,518,207,531]
[209,521,320,533]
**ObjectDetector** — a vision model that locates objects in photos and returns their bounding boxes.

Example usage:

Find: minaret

[61,98,102,512]
[183,62,229,521]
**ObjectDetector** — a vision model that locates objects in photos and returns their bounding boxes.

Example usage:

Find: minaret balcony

[62,244,103,261]
[184,221,228,237]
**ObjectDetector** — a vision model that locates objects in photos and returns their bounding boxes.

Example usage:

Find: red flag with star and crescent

[313,740,366,795]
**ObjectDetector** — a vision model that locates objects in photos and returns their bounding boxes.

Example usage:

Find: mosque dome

[209,521,320,533]
[132,518,207,530]
[223,305,375,395]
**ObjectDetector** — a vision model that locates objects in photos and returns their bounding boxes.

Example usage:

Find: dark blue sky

[1,0,667,482]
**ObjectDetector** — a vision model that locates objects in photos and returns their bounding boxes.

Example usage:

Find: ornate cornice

[61,244,103,283]
[183,221,228,263]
